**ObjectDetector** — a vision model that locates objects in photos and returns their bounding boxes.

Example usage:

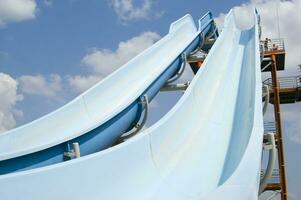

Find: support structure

[261,38,288,200]
[270,54,288,200]
[263,75,301,104]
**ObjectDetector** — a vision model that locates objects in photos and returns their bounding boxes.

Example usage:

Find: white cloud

[0,0,37,26]
[18,74,62,98]
[110,0,151,21]
[109,0,162,22]
[69,31,160,93]
[43,0,52,7]
[215,0,301,68]
[0,73,23,133]
[66,75,101,93]
[82,31,160,75]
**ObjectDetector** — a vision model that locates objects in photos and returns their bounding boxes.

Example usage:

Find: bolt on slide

[0,8,264,200]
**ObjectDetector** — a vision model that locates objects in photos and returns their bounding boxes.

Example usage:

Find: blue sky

[0,0,301,199]
[0,0,244,77]
[0,0,246,122]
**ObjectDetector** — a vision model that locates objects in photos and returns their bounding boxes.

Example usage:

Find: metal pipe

[63,142,81,159]
[119,95,149,141]
[261,62,272,72]
[263,57,272,61]
[73,143,81,158]
[189,33,205,55]
[166,53,187,84]
[206,26,218,39]
[160,82,190,92]
[259,133,276,194]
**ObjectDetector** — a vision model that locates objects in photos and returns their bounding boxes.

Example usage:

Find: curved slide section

[149,9,263,199]
[0,9,263,200]
[0,13,217,174]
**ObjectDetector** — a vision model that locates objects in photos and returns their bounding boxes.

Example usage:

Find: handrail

[264,122,276,133]
[260,38,285,53]
[263,75,301,89]
[198,11,214,31]
[198,11,218,40]
[260,169,280,183]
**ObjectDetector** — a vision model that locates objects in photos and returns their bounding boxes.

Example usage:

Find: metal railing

[261,169,280,184]
[263,75,301,89]
[264,122,276,133]
[261,38,285,53]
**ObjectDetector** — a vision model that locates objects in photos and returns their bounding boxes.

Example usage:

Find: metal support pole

[271,54,288,200]
[64,142,81,159]
[160,82,190,92]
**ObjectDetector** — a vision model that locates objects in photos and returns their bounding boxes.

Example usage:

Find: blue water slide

[0,13,217,174]
[0,9,264,200]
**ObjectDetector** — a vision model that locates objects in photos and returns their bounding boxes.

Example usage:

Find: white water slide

[0,11,216,174]
[0,9,264,200]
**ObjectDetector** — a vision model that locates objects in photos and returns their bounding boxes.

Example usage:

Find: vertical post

[271,54,288,200]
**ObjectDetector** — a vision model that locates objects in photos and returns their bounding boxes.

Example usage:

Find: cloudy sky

[0,0,300,199]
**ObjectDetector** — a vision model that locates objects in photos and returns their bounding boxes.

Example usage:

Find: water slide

[0,9,264,200]
[0,13,218,174]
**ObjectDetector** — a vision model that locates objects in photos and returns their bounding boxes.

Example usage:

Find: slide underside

[0,9,263,200]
